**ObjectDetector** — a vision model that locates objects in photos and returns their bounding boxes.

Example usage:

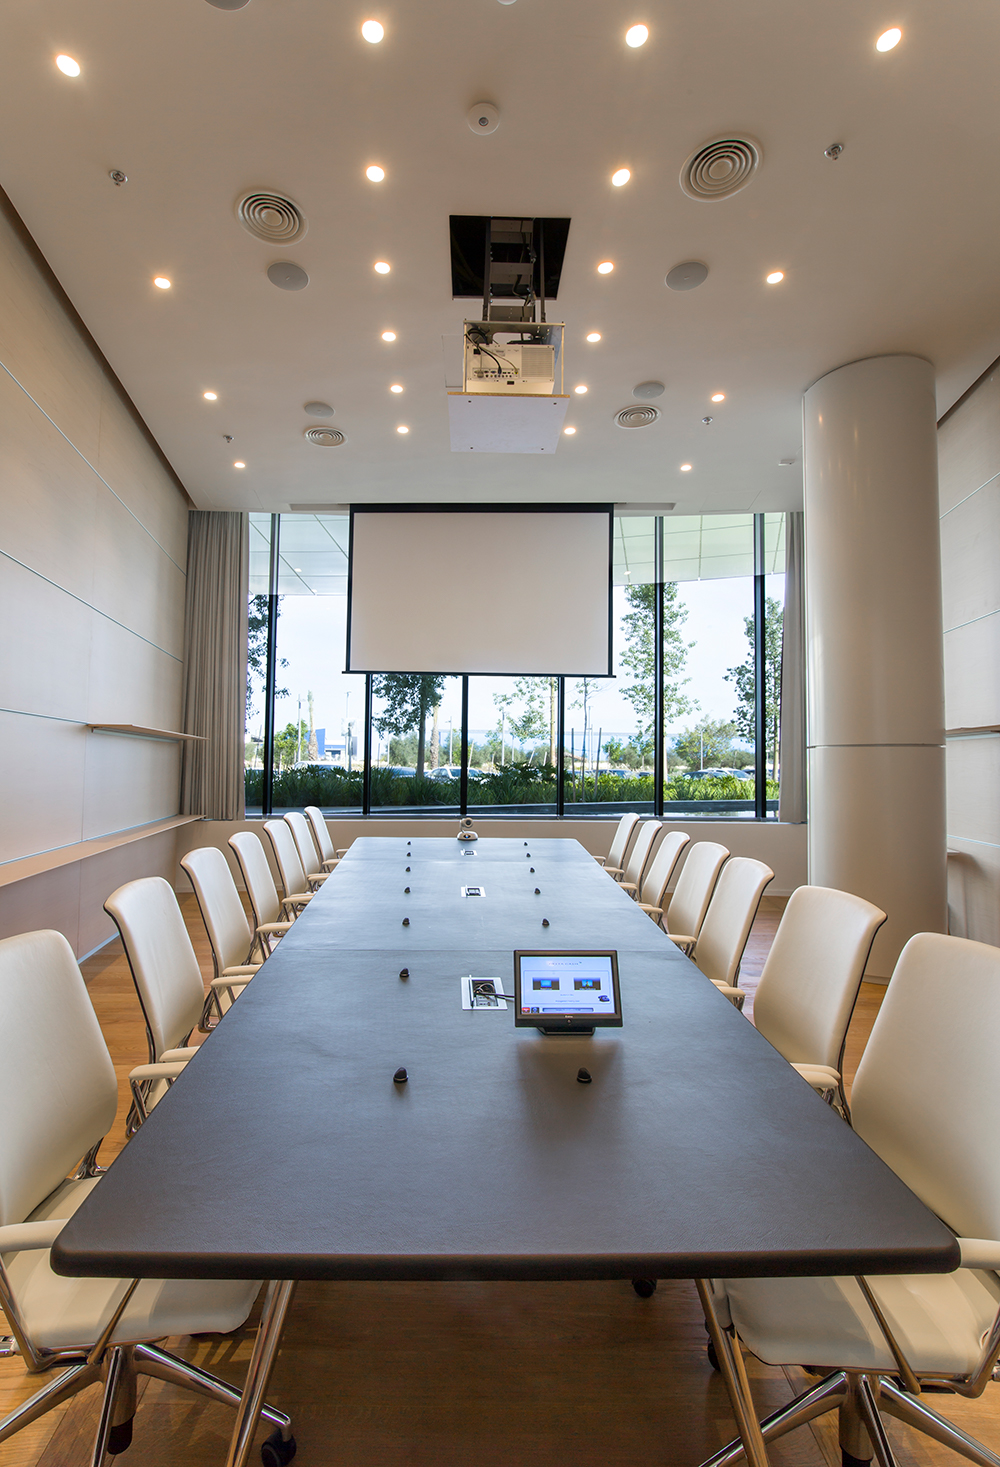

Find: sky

[250,571,785,761]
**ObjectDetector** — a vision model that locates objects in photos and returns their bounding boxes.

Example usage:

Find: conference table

[54,836,959,1466]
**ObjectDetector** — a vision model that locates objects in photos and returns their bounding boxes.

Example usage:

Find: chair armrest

[603,865,624,879]
[667,933,696,950]
[257,922,292,936]
[307,874,328,890]
[638,903,664,923]
[792,1063,842,1093]
[958,1238,1000,1270]
[321,859,340,871]
[0,1220,69,1253]
[281,893,312,917]
[129,1061,188,1083]
[619,881,639,897]
[220,965,259,977]
[160,1046,200,1062]
[335,848,350,858]
[710,982,746,1010]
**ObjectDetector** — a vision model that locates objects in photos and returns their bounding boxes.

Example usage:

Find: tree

[372,674,447,777]
[246,594,288,722]
[492,678,558,766]
[724,597,783,776]
[672,718,738,770]
[618,583,695,759]
[274,719,309,770]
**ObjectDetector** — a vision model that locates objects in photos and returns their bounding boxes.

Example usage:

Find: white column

[804,354,946,977]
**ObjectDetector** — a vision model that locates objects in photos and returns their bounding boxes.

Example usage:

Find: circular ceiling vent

[237,191,307,244]
[304,426,345,447]
[680,137,761,201]
[615,405,661,429]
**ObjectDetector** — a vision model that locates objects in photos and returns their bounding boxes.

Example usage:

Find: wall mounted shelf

[0,815,202,890]
[87,724,206,742]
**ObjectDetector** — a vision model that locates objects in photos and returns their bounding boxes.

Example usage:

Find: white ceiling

[3,0,999,514]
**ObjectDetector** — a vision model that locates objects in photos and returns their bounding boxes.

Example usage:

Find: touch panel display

[513,951,622,1031]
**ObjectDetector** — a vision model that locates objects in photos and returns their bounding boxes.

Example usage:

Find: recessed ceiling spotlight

[702,416,713,424]
[875,26,901,51]
[390,384,403,393]
[611,168,631,187]
[153,276,171,289]
[234,460,246,468]
[766,270,784,284]
[381,330,397,341]
[597,261,614,274]
[711,392,725,402]
[679,463,692,472]
[574,384,588,395]
[586,332,602,343]
[564,427,577,435]
[55,54,81,76]
[396,425,409,434]
[374,260,391,274]
[625,24,648,47]
[361,19,384,42]
[203,391,218,401]
[366,165,385,182]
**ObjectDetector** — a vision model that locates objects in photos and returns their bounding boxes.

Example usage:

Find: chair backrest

[305,806,337,865]
[752,886,886,1072]
[665,841,729,937]
[0,930,118,1228]
[104,877,205,1062]
[852,932,1000,1242]
[229,831,284,928]
[638,830,690,909]
[263,818,309,899]
[180,846,254,977]
[285,811,322,880]
[606,812,641,869]
[621,819,662,887]
[692,856,774,987]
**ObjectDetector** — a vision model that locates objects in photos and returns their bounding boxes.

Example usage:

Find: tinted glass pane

[466,677,558,813]
[370,675,463,814]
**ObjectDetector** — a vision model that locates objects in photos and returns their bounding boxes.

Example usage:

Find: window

[246,511,790,820]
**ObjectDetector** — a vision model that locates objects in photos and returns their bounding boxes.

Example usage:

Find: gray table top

[54,837,960,1283]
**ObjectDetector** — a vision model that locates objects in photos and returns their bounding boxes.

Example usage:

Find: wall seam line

[939,468,1000,519]
[0,549,183,662]
[0,359,186,574]
[943,607,1000,634]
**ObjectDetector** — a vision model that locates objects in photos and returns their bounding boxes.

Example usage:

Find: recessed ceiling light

[611,168,631,187]
[294,568,302,572]
[679,463,692,472]
[396,425,409,434]
[586,332,602,343]
[711,392,725,403]
[366,165,385,182]
[361,19,384,42]
[203,391,218,401]
[374,260,391,274]
[766,270,784,285]
[564,427,577,436]
[875,26,901,51]
[597,261,614,274]
[153,276,172,289]
[390,384,403,393]
[625,24,648,47]
[55,54,81,76]
[234,460,246,468]
[574,384,588,395]
[381,330,396,341]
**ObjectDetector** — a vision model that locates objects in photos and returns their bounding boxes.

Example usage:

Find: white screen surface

[347,509,611,675]
[517,954,617,1018]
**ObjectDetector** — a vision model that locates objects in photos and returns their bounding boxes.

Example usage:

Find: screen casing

[513,951,622,1033]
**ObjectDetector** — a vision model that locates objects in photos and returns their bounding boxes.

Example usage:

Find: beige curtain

[180,512,249,819]
[778,511,807,823]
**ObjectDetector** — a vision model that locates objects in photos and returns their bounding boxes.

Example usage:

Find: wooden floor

[2,893,998,1467]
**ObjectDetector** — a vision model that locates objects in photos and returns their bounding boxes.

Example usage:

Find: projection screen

[347,507,612,675]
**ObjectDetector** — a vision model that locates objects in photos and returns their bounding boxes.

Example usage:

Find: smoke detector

[237,191,307,243]
[615,405,661,429]
[680,137,761,201]
[304,427,345,447]
[468,102,500,135]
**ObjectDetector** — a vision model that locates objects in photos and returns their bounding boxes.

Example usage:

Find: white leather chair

[180,846,276,1007]
[701,932,1000,1467]
[229,830,297,947]
[615,819,663,895]
[738,885,886,1114]
[660,841,729,949]
[263,820,314,914]
[594,812,641,874]
[304,806,349,870]
[636,830,690,922]
[689,857,774,1003]
[284,811,330,890]
[0,929,293,1466]
[104,877,238,1125]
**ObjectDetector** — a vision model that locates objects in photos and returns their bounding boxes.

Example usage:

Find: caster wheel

[261,1429,297,1465]
[707,1339,720,1371]
[632,1278,657,1298]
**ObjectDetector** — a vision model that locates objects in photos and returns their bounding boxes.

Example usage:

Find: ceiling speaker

[633,381,665,400]
[304,401,334,418]
[267,261,309,291]
[665,260,708,291]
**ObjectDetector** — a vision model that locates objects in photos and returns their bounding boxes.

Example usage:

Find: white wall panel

[0,557,92,721]
[946,735,1000,847]
[89,480,186,658]
[940,477,1000,633]
[81,733,181,841]
[96,384,189,569]
[0,712,87,864]
[85,617,183,729]
[938,366,1000,515]
[944,615,1000,732]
